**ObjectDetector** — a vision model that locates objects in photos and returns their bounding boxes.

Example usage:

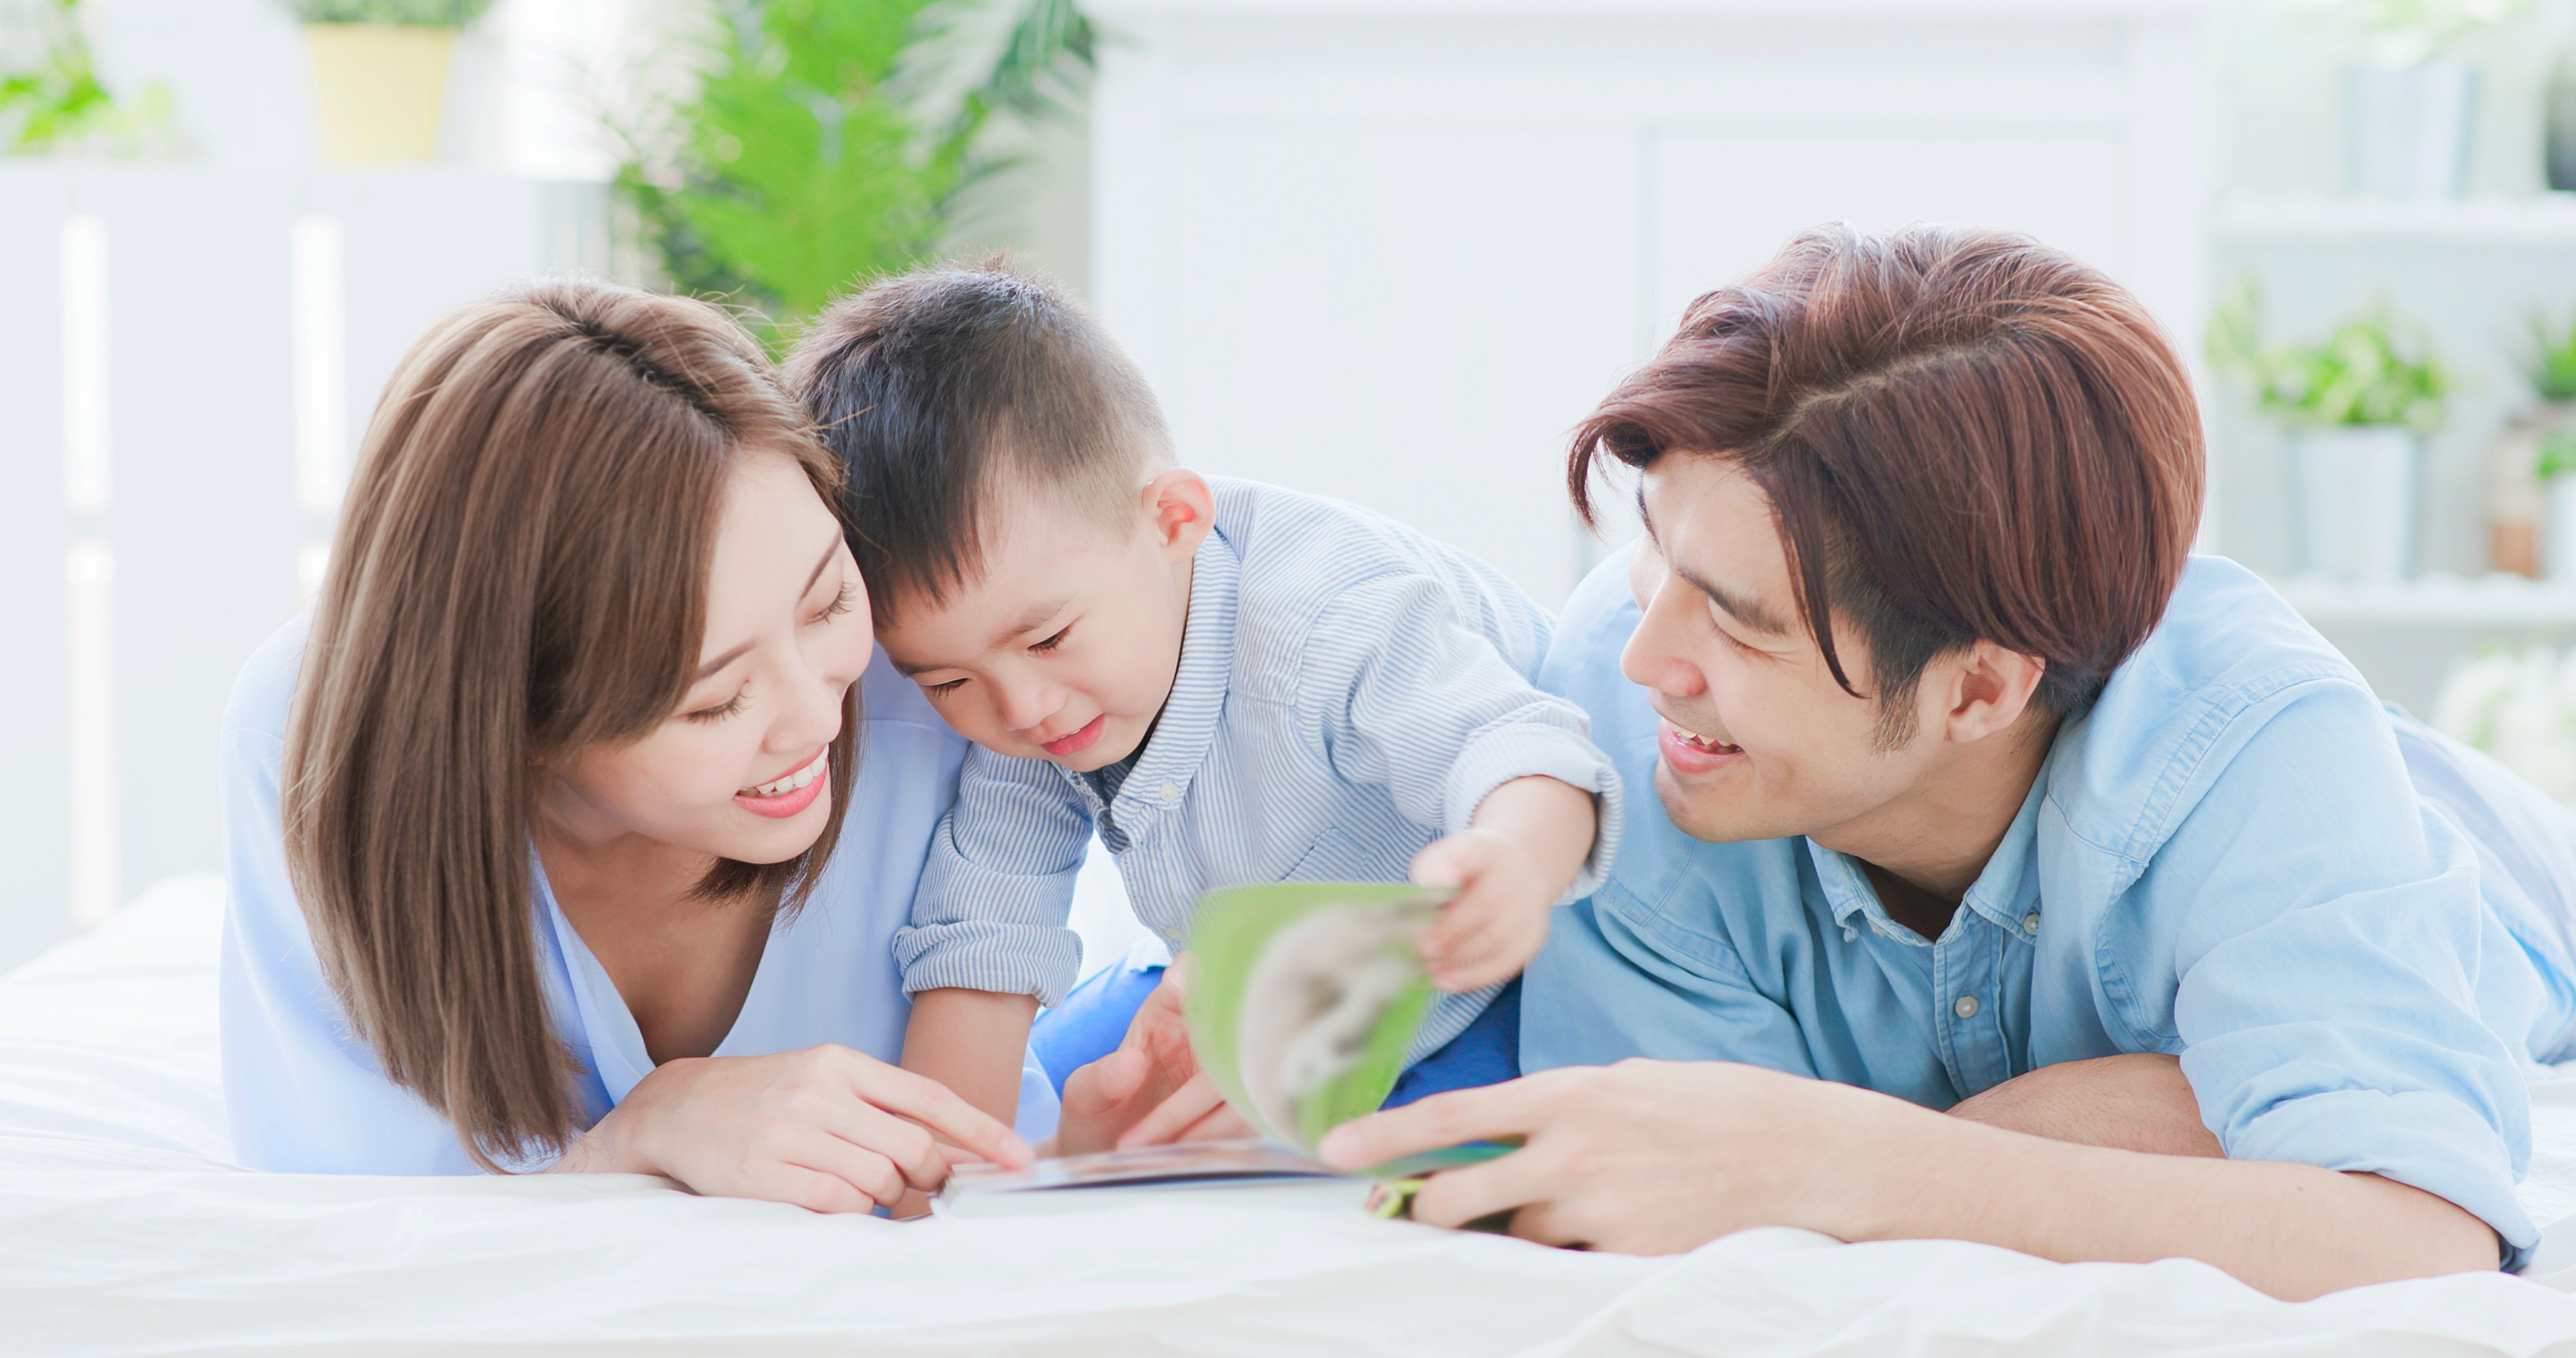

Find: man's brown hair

[1570,223,2206,738]
[283,279,855,1168]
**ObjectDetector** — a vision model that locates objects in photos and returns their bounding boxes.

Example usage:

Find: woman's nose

[772,652,847,754]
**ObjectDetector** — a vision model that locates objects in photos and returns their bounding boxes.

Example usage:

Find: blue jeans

[1028,950,1521,1112]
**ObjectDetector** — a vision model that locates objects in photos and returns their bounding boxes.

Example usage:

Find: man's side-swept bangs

[1569,223,2205,739]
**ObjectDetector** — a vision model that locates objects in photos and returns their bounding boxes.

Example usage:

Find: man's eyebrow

[1675,563,1792,636]
[694,538,843,682]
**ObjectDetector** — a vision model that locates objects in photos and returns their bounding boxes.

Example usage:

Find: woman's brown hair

[1570,223,2207,741]
[283,280,856,1167]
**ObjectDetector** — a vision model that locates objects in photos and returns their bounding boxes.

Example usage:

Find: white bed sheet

[13,877,2576,1357]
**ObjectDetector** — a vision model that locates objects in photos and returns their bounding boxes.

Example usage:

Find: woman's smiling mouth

[736,749,828,818]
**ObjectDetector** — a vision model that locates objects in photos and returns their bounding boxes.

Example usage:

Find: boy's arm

[900,990,1041,1128]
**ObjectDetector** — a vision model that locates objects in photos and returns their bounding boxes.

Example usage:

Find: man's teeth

[1674,723,1740,754]
[744,758,824,799]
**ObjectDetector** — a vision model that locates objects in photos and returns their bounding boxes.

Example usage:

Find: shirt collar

[1807,771,2048,944]
[1100,527,1241,811]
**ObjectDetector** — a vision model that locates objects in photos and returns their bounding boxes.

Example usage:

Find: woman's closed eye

[684,688,748,723]
[808,579,858,628]
[924,677,967,697]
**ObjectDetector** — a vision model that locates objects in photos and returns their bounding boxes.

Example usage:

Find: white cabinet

[1089,0,2215,606]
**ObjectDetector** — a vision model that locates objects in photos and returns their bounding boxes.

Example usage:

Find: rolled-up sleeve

[1299,573,1623,900]
[894,748,1090,1006]
[2153,681,2539,1269]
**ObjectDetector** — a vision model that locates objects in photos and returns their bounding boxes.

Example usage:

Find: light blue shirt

[1525,551,2576,1270]
[897,478,1625,1057]
[219,617,1059,1175]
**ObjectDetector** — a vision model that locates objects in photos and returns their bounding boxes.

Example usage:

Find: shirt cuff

[1443,723,1625,902]
[2220,1083,2537,1272]
[894,921,1085,1007]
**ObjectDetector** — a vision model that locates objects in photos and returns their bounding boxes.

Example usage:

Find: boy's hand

[1055,964,1256,1154]
[1413,775,1600,992]
[1411,828,1555,991]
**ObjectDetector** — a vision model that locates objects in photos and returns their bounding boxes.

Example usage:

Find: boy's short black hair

[785,261,1172,622]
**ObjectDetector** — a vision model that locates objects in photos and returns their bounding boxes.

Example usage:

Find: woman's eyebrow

[693,539,846,682]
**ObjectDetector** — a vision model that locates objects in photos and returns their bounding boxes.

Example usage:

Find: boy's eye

[1032,625,1071,653]
[685,690,747,723]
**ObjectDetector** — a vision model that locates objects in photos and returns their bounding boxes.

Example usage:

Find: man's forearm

[1947,1053,2221,1158]
[1862,1101,2499,1300]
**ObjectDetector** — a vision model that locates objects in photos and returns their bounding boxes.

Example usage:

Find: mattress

[11,875,2576,1356]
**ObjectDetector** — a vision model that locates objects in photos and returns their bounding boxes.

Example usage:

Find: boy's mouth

[1041,714,1107,758]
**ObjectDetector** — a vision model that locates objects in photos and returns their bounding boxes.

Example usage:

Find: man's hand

[1321,1058,1879,1253]
[1051,967,1252,1154]
[1320,1057,2501,1300]
[1416,775,1598,991]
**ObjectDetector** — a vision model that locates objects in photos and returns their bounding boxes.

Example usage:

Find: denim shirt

[1523,551,2576,1269]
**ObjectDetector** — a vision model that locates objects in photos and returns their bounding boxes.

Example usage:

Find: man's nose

[1620,576,1706,699]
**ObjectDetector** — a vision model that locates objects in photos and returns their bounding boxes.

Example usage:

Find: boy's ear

[1142,469,1216,563]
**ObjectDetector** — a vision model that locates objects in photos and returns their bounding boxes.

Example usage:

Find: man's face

[1622,458,1948,848]
[876,485,1197,773]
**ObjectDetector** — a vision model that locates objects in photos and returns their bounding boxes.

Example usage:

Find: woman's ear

[1142,468,1216,564]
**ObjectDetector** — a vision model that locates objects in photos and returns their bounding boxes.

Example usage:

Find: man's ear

[1142,468,1216,564]
[1940,640,2048,746]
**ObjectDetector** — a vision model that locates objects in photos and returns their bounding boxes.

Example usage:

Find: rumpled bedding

[10,876,2576,1356]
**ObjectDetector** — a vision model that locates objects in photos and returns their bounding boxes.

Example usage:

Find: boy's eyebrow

[992,593,1074,648]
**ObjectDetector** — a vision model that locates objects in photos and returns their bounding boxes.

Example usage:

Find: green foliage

[2209,279,2454,430]
[2521,310,2576,403]
[1,0,177,155]
[278,0,496,24]
[616,0,1092,343]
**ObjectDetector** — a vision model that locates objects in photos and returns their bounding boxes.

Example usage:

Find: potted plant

[2293,0,2528,198]
[282,0,492,163]
[2486,312,2576,578]
[2211,282,2454,580]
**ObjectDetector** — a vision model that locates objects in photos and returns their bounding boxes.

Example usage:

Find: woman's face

[541,452,874,867]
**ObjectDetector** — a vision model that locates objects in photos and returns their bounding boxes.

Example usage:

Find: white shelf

[2215,194,2576,244]
[2271,573,2576,627]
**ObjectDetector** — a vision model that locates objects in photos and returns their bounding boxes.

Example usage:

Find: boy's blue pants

[1028,951,1521,1113]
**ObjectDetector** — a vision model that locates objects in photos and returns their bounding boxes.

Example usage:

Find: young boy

[784,263,1620,1147]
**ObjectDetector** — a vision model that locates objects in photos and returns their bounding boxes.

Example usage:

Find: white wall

[1087,0,2213,609]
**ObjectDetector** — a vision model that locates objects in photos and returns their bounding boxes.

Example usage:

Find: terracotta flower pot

[302,23,456,164]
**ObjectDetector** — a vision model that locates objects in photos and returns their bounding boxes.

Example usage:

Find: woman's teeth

[743,757,824,799]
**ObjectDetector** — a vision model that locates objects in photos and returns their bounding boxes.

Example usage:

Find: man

[1320,223,2576,1301]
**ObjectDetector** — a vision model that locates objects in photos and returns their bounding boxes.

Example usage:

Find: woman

[219,280,1039,1209]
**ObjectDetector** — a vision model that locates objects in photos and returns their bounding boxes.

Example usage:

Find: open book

[935,882,1506,1219]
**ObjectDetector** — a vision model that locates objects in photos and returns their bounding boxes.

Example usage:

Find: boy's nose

[998,684,1062,734]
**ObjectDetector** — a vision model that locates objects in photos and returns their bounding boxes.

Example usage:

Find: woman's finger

[829,1100,951,1190]
[1116,1069,1229,1150]
[757,1158,887,1215]
[839,1052,1031,1169]
[784,1128,909,1207]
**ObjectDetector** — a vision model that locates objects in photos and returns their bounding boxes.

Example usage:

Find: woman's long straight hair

[283,280,857,1168]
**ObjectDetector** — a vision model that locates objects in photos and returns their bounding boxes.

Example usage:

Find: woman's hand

[552,1043,1032,1213]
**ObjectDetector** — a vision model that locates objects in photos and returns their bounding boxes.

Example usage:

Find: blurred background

[14,0,2576,970]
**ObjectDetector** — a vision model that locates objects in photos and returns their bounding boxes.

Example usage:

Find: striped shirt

[894,477,1624,1057]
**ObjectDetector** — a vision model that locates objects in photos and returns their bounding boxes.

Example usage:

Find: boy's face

[878,471,1214,773]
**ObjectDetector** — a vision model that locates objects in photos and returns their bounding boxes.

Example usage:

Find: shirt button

[1953,994,1981,1020]
[1158,782,1180,803]
[2022,913,2041,935]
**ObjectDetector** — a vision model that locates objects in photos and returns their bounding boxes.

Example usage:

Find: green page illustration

[1182,881,1453,1154]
